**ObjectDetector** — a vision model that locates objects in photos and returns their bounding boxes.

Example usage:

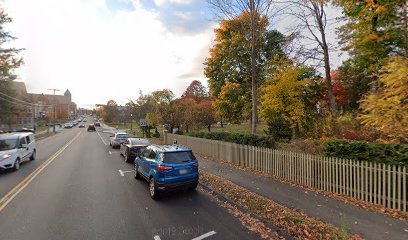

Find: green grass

[192,122,269,136]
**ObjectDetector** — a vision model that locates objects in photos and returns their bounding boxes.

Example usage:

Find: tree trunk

[250,0,257,135]
[315,2,339,136]
[207,124,211,132]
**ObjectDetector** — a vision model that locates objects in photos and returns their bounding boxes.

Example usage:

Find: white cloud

[3,0,213,108]
[154,0,194,7]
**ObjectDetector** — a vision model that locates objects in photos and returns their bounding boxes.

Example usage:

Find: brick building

[0,82,77,130]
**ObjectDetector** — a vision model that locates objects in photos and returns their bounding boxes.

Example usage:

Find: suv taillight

[157,165,173,172]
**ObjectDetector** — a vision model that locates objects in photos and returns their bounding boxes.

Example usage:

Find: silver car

[110,132,129,149]
[0,132,36,171]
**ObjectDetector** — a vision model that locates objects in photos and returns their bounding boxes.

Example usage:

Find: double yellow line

[0,131,81,213]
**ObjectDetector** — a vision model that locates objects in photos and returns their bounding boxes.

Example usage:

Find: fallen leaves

[200,170,361,240]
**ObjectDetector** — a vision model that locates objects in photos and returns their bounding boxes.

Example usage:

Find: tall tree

[0,8,23,124]
[181,80,209,102]
[207,0,275,134]
[284,0,340,135]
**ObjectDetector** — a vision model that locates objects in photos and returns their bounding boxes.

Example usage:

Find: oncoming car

[0,132,36,171]
[134,145,199,199]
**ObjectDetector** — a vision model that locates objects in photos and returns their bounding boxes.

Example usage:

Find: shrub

[187,131,275,148]
[323,139,408,165]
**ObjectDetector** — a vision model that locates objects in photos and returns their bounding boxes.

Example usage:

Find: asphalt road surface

[0,121,258,240]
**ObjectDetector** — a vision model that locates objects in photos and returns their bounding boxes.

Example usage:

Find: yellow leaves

[260,63,307,126]
[359,57,408,143]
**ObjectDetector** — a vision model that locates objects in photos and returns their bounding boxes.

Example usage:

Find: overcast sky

[3,0,345,109]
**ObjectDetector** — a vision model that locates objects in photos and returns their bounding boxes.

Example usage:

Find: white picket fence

[165,133,408,212]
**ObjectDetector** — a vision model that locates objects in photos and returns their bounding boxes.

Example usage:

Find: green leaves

[324,139,408,166]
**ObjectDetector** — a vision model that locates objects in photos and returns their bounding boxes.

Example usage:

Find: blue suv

[134,145,199,199]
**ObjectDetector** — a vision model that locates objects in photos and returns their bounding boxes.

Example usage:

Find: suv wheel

[134,163,141,179]
[30,150,36,161]
[14,158,20,171]
[149,178,159,200]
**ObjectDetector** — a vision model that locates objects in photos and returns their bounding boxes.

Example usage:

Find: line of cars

[109,132,199,200]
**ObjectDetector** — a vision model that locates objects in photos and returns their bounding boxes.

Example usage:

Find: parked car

[110,132,129,148]
[87,124,96,132]
[134,144,199,199]
[78,123,85,128]
[120,138,151,163]
[64,123,73,129]
[0,132,36,171]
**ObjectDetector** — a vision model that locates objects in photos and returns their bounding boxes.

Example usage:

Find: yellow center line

[0,131,81,213]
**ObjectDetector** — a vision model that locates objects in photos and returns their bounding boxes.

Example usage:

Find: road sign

[139,118,147,127]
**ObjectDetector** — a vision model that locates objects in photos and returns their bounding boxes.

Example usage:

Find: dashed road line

[96,129,108,145]
[192,231,217,240]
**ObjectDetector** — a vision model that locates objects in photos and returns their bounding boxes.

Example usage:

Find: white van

[0,132,36,171]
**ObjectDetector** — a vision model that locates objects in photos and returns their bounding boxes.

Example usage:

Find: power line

[0,96,51,109]
[0,91,52,107]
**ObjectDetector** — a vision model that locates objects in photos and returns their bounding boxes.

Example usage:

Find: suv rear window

[163,151,196,164]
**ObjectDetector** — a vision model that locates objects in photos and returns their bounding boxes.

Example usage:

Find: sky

[3,0,346,109]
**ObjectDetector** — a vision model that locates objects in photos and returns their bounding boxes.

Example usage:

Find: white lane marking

[109,151,112,155]
[96,129,108,145]
[192,231,217,240]
[118,169,133,177]
[153,236,161,240]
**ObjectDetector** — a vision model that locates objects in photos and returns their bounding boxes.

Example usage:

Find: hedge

[323,139,408,166]
[187,132,275,148]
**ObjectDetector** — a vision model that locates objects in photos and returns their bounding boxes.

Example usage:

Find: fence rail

[165,133,408,212]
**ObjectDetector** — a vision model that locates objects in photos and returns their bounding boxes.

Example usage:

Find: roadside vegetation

[92,0,407,164]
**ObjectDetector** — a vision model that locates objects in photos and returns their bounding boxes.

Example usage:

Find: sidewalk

[199,157,408,240]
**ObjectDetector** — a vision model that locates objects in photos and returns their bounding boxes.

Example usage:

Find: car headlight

[2,153,12,159]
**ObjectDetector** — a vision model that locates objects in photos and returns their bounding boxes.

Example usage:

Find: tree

[150,89,175,129]
[322,70,349,109]
[260,62,307,138]
[204,10,287,133]
[213,82,247,123]
[176,98,196,133]
[207,0,276,134]
[284,0,339,135]
[359,57,408,143]
[335,0,408,109]
[181,80,209,102]
[0,8,23,124]
[193,99,216,132]
[105,100,119,123]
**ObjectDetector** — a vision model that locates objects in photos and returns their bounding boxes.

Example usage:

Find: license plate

[179,169,188,175]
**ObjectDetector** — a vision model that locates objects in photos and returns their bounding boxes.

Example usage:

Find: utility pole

[47,89,60,133]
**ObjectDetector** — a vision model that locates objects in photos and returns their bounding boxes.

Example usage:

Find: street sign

[139,118,147,127]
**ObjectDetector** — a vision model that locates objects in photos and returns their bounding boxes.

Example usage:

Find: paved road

[0,123,258,240]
